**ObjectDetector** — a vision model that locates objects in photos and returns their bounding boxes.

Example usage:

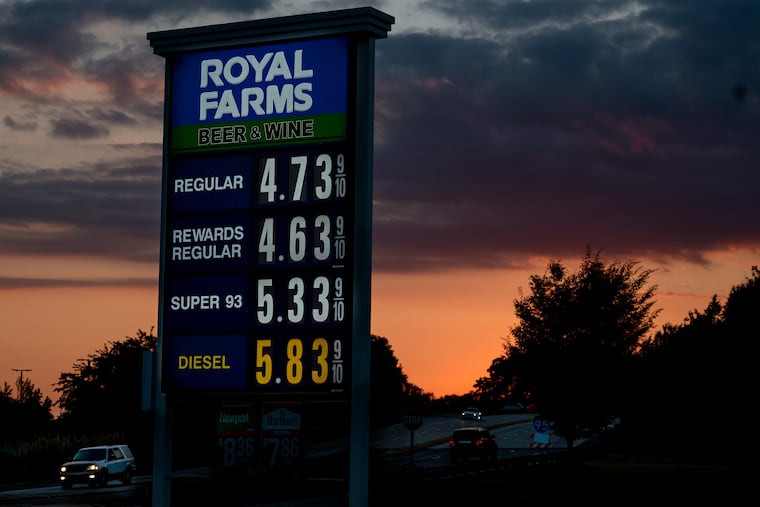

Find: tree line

[473,249,758,461]
[1,248,757,485]
[0,328,431,486]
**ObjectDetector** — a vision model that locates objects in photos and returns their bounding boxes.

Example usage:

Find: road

[372,411,551,452]
[0,412,560,505]
[367,412,566,479]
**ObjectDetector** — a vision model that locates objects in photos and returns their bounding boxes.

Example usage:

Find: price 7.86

[261,436,300,467]
[254,337,344,386]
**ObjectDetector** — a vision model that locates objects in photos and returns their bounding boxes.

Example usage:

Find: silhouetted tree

[635,266,759,461]
[720,266,759,417]
[504,248,659,450]
[54,328,156,446]
[370,334,432,427]
[473,354,534,413]
[633,298,721,458]
[0,379,53,442]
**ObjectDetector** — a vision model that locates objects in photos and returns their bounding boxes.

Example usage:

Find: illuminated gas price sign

[160,36,355,396]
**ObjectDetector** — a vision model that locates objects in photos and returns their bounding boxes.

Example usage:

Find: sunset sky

[1,0,758,407]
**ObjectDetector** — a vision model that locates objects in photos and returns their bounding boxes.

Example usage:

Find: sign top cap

[147,6,394,56]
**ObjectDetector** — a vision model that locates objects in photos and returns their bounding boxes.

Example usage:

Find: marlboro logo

[262,408,301,430]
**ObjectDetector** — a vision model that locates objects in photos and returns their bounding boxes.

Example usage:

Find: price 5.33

[257,275,346,325]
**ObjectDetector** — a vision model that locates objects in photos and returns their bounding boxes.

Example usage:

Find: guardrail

[413,450,568,482]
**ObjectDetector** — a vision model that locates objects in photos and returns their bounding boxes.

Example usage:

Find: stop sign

[402,408,423,430]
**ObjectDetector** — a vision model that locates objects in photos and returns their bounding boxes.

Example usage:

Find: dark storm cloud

[50,116,110,139]
[422,0,612,32]
[0,0,758,283]
[0,276,156,290]
[370,1,760,272]
[0,0,274,116]
[0,158,161,264]
[86,108,138,126]
[4,116,37,131]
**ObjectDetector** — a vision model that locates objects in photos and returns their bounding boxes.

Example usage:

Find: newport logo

[217,410,255,433]
[219,411,250,425]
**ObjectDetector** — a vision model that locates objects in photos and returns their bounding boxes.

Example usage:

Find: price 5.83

[254,337,344,386]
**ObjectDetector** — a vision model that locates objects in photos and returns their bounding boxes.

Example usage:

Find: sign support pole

[151,391,172,506]
[349,33,376,507]
[409,429,415,469]
[152,57,173,506]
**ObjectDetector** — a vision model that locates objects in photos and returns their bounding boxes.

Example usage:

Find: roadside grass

[0,432,129,491]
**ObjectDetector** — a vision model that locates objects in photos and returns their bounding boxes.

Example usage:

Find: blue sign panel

[158,33,356,396]
[533,416,551,434]
[169,37,349,152]
[163,274,250,334]
[172,38,348,126]
[169,155,252,212]
[164,334,247,391]
[165,213,251,274]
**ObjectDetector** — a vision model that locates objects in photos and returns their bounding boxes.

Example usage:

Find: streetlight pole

[11,368,32,401]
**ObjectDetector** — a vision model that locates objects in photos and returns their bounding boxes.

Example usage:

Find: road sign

[402,409,423,431]
[533,416,551,434]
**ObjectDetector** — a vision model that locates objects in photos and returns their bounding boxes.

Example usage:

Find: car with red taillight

[449,427,498,464]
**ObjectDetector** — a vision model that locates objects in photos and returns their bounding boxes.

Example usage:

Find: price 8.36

[218,435,255,467]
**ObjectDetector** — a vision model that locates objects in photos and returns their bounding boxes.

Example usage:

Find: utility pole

[11,368,32,401]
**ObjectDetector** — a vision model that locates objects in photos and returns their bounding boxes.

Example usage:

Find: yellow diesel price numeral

[254,338,330,386]
[255,339,272,384]
[285,338,303,384]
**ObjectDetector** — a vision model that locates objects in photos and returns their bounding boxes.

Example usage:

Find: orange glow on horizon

[1,286,158,410]
[1,250,754,405]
